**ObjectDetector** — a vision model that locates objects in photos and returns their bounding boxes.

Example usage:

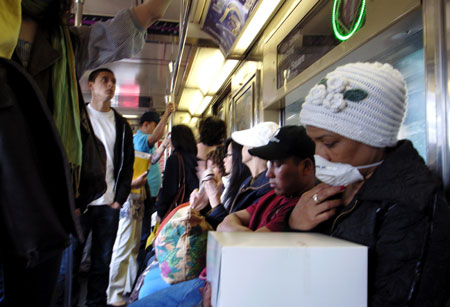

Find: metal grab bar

[74,0,85,27]
[169,0,193,101]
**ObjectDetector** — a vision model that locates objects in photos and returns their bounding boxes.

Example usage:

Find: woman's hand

[204,179,222,208]
[289,183,344,231]
[189,188,209,211]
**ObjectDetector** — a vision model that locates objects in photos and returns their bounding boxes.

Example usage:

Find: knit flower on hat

[323,92,347,112]
[305,84,327,105]
[305,75,368,113]
[327,76,348,93]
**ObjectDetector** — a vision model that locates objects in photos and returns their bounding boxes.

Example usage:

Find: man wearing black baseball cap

[217,125,316,232]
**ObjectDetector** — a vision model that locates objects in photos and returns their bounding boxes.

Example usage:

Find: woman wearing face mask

[290,62,450,306]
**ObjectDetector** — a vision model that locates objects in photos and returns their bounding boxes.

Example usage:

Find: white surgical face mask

[314,155,383,186]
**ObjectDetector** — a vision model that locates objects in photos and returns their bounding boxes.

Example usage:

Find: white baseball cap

[231,122,279,147]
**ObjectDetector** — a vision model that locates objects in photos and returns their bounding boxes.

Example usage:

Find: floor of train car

[76,275,131,307]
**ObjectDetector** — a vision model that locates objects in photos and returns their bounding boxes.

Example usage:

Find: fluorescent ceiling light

[194,96,213,116]
[178,88,203,111]
[208,59,239,95]
[181,48,239,116]
[186,48,225,95]
[286,114,297,121]
[123,114,139,119]
[182,114,191,124]
[233,0,283,54]
[190,117,199,126]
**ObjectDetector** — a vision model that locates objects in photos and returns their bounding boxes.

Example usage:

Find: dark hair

[24,0,73,31]
[198,116,226,146]
[291,156,315,166]
[88,68,115,83]
[223,139,250,206]
[206,146,226,176]
[139,111,161,126]
[171,125,197,155]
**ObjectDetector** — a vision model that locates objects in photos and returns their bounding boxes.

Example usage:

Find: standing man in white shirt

[72,68,134,307]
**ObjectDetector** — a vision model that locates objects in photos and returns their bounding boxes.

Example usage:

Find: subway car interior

[1,0,450,306]
[78,0,448,181]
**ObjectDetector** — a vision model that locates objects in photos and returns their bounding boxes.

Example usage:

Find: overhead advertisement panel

[202,0,259,56]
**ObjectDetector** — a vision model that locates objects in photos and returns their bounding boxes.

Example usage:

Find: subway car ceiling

[78,0,207,127]
[78,0,287,128]
[76,0,450,187]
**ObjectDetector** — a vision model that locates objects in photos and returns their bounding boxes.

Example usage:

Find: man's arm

[133,0,174,29]
[131,171,148,189]
[217,210,252,232]
[147,102,175,147]
[73,0,174,75]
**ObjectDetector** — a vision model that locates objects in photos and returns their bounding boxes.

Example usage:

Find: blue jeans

[55,242,74,306]
[138,265,171,300]
[131,276,204,307]
[72,205,120,307]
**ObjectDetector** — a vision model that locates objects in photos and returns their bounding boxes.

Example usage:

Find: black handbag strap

[175,152,186,207]
[162,152,186,220]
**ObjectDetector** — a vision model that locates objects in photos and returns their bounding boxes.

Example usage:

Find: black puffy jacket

[0,58,81,267]
[323,140,450,306]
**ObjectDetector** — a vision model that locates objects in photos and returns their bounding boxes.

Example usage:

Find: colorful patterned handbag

[154,206,212,284]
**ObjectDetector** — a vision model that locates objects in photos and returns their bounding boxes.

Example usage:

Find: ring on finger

[312,193,320,204]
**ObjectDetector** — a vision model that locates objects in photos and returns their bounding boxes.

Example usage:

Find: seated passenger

[130,123,277,304]
[217,125,316,232]
[196,116,227,179]
[191,138,251,214]
[220,138,251,208]
[205,122,279,228]
[289,62,450,306]
[130,125,316,307]
[201,144,227,199]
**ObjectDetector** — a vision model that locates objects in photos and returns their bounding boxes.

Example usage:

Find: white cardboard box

[207,232,367,307]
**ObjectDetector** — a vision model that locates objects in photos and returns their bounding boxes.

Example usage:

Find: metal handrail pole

[169,0,193,100]
[74,0,85,27]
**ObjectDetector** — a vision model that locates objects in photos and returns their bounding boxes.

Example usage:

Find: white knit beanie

[300,62,407,148]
